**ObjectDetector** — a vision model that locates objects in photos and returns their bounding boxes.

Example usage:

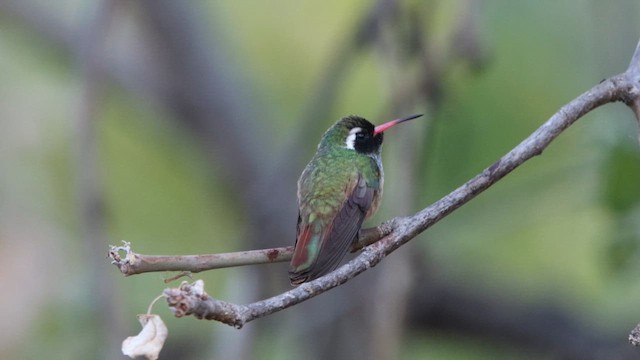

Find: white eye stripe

[345,127,362,150]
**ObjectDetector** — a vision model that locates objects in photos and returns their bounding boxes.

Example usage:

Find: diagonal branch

[159,38,640,328]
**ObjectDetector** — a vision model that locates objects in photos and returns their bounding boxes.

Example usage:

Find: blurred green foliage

[603,144,640,213]
[1,0,639,359]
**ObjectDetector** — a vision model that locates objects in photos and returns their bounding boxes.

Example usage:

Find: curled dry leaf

[122,314,168,360]
[630,323,640,346]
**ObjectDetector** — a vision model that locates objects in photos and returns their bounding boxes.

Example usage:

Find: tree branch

[157,38,640,328]
[109,242,294,276]
[108,222,393,276]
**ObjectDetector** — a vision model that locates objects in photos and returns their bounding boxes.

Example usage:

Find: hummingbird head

[319,114,423,155]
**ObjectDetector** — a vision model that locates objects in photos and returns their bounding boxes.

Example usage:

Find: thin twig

[160,38,640,328]
[108,220,397,276]
[109,242,294,276]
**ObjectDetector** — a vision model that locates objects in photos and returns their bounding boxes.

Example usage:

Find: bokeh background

[1,0,640,359]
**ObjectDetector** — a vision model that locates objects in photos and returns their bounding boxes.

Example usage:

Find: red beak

[374,114,423,135]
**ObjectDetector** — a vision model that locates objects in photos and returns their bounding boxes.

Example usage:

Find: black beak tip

[401,114,424,122]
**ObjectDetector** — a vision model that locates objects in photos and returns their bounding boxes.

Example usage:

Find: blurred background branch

[74,1,123,359]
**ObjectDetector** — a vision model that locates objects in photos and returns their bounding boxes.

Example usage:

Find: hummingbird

[289,114,423,286]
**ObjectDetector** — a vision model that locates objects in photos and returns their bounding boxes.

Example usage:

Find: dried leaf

[122,314,168,360]
[630,323,640,346]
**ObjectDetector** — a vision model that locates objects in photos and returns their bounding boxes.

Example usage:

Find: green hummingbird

[289,114,423,286]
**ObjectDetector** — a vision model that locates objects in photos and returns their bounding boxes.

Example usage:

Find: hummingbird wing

[289,173,375,285]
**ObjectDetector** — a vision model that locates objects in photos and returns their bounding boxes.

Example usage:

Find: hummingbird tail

[288,219,358,286]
